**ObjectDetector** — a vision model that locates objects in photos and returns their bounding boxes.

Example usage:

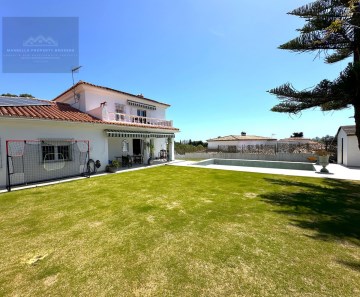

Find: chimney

[241,132,246,136]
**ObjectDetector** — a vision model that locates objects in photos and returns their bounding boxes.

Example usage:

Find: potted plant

[315,150,330,173]
[106,159,120,173]
[307,156,317,163]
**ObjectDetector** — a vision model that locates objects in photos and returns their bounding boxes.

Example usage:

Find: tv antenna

[71,66,82,103]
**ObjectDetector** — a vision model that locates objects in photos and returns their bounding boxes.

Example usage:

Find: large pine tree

[269,0,360,148]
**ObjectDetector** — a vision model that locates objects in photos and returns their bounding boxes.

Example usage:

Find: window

[115,104,125,121]
[137,109,146,118]
[136,109,147,124]
[58,145,71,160]
[115,103,125,113]
[42,145,55,161]
[41,143,72,162]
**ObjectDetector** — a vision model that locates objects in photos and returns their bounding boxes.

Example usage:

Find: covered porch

[105,130,175,167]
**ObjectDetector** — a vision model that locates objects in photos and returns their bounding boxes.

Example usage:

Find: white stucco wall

[347,136,360,167]
[0,118,109,189]
[83,90,167,119]
[337,128,360,167]
[56,85,168,120]
[337,129,348,165]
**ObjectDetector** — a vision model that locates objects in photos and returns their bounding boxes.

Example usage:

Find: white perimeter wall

[0,118,109,188]
[176,152,314,162]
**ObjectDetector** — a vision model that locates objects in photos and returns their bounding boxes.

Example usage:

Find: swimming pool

[194,159,316,171]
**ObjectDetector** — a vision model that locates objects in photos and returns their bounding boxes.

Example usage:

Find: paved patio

[170,160,360,181]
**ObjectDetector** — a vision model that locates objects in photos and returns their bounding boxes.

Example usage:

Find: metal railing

[108,112,173,127]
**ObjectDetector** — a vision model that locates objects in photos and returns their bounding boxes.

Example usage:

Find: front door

[133,139,141,155]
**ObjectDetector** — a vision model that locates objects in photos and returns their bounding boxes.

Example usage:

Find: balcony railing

[108,112,173,127]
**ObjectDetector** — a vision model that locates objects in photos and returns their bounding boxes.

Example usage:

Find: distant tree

[1,93,18,97]
[322,135,336,148]
[313,134,337,151]
[1,93,35,98]
[190,140,204,147]
[268,1,360,149]
[175,141,207,154]
[291,132,304,138]
[19,93,34,98]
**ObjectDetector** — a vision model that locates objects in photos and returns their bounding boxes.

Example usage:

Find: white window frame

[41,141,72,163]
[137,109,147,117]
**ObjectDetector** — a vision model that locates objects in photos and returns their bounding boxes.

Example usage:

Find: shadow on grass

[337,260,360,272]
[260,178,360,245]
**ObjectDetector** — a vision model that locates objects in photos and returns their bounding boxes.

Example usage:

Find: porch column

[168,137,175,161]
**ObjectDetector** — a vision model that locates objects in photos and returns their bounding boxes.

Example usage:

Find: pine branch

[268,63,359,114]
[289,0,349,18]
[280,34,351,51]
[325,48,352,62]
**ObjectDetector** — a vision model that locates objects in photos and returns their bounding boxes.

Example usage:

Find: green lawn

[1,166,360,296]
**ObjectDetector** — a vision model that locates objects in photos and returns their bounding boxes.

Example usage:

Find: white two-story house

[0,81,179,190]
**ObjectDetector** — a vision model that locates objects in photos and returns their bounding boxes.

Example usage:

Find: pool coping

[193,158,315,171]
[170,159,360,181]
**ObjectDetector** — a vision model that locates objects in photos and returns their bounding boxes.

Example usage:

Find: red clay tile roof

[0,99,179,131]
[207,135,276,142]
[0,100,104,123]
[53,81,171,107]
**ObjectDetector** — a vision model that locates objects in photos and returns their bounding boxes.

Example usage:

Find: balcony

[107,112,173,128]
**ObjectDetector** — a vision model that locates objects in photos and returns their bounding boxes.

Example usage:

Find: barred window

[41,143,72,162]
[42,145,55,161]
[58,145,71,160]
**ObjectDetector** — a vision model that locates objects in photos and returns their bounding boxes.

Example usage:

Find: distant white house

[336,125,360,167]
[207,133,277,151]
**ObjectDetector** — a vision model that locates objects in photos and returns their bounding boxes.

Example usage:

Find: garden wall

[175,152,315,163]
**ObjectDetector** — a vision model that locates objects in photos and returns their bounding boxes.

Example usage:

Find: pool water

[194,159,315,171]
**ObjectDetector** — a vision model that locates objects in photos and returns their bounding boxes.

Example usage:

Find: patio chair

[122,155,133,167]
[159,150,167,160]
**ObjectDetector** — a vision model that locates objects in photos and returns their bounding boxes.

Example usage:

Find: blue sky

[0,0,355,141]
